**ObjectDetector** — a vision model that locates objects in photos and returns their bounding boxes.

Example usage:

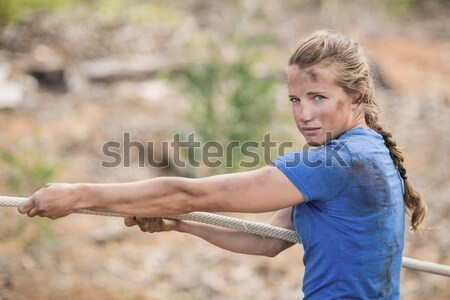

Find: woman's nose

[294,103,313,123]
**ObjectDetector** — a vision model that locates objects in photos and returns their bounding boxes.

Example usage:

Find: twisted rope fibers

[1,196,449,277]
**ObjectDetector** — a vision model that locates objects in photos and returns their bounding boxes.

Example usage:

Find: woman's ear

[351,91,364,110]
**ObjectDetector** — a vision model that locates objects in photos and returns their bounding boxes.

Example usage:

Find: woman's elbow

[262,241,293,257]
[252,239,286,257]
[263,248,283,258]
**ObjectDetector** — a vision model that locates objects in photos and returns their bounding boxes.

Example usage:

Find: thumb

[18,197,35,214]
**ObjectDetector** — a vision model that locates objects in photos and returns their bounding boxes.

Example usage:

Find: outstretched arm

[126,207,295,257]
[18,165,305,219]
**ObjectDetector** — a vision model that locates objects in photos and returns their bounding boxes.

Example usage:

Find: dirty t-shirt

[274,127,405,300]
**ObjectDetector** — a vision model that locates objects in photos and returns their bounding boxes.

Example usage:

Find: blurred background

[0,0,449,299]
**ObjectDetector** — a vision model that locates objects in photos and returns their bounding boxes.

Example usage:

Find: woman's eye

[313,95,325,101]
[289,97,300,103]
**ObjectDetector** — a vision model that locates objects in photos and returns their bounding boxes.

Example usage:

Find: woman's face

[287,63,364,146]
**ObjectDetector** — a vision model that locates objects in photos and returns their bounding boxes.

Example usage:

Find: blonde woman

[19,30,426,300]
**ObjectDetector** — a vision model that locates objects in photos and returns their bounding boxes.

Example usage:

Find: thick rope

[1,196,449,277]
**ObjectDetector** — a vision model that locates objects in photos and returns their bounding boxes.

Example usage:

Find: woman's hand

[18,183,82,219]
[124,216,179,233]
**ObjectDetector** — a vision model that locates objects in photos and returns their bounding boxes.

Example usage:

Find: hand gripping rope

[0,196,449,277]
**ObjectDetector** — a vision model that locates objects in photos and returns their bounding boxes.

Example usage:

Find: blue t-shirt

[274,127,405,300]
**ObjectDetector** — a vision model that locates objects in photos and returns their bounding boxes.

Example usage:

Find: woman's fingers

[124,217,177,233]
[124,216,137,227]
[136,217,149,232]
[147,218,163,233]
[27,206,39,217]
[18,197,35,215]
[135,217,166,233]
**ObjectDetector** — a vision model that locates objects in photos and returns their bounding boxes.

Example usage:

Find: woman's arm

[18,166,305,219]
[126,207,295,257]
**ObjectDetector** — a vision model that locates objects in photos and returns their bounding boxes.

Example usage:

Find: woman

[18,30,426,299]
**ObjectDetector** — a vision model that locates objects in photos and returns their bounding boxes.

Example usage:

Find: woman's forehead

[287,64,337,87]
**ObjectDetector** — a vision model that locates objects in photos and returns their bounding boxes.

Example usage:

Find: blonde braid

[364,100,427,231]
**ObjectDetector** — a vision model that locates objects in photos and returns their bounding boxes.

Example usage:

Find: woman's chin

[306,141,324,147]
[304,136,325,147]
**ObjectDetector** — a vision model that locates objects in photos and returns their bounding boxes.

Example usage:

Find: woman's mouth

[301,127,321,135]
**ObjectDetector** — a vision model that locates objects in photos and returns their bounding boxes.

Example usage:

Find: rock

[25,45,68,92]
[0,64,26,109]
[79,55,175,82]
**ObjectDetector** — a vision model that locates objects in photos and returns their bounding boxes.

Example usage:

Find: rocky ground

[0,1,449,299]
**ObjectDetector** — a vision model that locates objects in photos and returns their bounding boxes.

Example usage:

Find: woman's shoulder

[336,127,394,172]
[334,127,385,154]
[275,127,382,168]
[336,127,382,142]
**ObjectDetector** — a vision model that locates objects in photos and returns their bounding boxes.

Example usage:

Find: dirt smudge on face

[336,99,345,112]
[306,68,318,81]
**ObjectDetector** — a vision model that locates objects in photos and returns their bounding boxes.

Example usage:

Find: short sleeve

[273,140,352,202]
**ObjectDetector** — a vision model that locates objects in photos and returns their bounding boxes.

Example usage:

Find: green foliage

[0,141,59,195]
[0,142,60,257]
[0,0,177,27]
[183,53,276,143]
[25,217,58,252]
[0,140,60,251]
[0,0,79,26]
[375,0,449,18]
[0,213,58,250]
[377,0,420,17]
[93,0,178,23]
[171,10,279,173]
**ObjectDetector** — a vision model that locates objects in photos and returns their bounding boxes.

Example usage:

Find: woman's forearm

[77,177,197,217]
[174,220,293,257]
